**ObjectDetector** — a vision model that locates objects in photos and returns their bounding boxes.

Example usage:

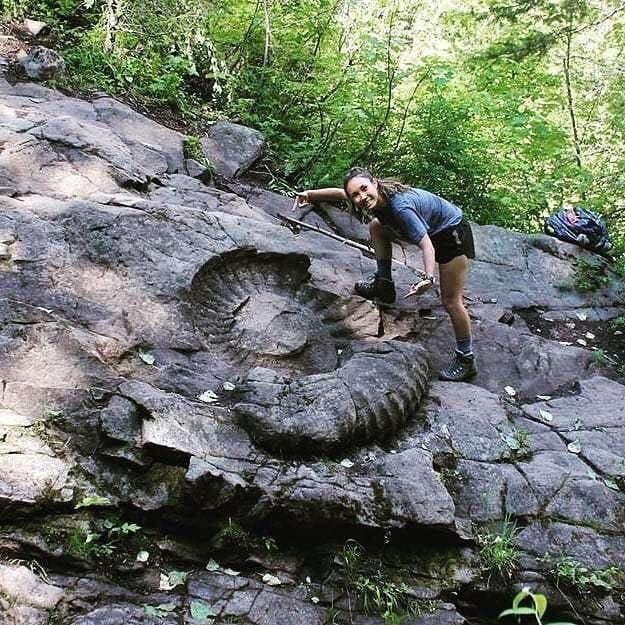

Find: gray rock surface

[201,121,265,178]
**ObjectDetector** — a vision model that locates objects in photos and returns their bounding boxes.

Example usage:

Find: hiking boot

[354,274,396,304]
[438,350,477,382]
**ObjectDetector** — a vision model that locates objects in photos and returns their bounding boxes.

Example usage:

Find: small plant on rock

[592,348,608,365]
[477,517,520,583]
[383,611,406,625]
[548,555,620,595]
[502,428,532,461]
[572,258,609,293]
[610,314,625,330]
[183,135,210,168]
[212,517,253,553]
[438,466,464,492]
[334,540,437,618]
[66,517,142,562]
[500,587,575,624]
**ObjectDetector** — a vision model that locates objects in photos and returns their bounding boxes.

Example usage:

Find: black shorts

[430,218,475,265]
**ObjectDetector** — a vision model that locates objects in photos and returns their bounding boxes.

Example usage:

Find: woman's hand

[404,278,433,298]
[292,191,312,211]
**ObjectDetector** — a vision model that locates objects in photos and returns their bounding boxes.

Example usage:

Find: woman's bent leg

[439,255,471,343]
[438,255,477,381]
[354,219,396,303]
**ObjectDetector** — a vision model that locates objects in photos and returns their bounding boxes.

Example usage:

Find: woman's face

[345,175,382,211]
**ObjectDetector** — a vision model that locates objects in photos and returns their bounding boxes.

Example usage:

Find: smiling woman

[294,166,477,382]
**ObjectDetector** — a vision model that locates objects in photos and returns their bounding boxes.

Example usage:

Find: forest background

[2,0,625,268]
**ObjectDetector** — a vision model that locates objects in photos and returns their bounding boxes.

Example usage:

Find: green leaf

[504,434,520,450]
[511,589,531,609]
[139,350,155,365]
[119,522,141,534]
[533,593,547,618]
[190,600,217,621]
[500,607,538,616]
[160,570,188,590]
[567,440,581,454]
[74,495,111,509]
[144,603,176,617]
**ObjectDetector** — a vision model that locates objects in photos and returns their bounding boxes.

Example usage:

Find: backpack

[544,206,612,255]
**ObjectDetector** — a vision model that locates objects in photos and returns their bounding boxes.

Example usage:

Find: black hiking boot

[438,350,477,382]
[354,274,396,304]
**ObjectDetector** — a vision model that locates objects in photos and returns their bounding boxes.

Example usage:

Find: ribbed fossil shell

[190,250,429,455]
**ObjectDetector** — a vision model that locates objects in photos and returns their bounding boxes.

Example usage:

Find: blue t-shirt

[378,188,463,244]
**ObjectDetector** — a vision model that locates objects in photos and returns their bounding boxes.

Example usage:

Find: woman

[294,167,477,382]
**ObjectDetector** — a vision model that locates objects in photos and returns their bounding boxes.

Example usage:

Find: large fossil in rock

[190,249,429,454]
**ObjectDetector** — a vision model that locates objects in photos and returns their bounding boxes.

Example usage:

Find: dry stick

[277,213,426,275]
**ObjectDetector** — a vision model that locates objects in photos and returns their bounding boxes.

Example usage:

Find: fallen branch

[277,213,425,276]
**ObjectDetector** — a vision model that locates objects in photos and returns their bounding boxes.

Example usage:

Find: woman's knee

[369,218,384,237]
[441,293,464,314]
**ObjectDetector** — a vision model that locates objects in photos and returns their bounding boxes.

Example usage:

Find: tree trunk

[104,0,122,53]
[351,3,398,166]
[563,21,583,168]
[262,0,271,66]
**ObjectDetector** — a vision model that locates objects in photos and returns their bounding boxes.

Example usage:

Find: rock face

[0,71,624,625]
[201,120,266,178]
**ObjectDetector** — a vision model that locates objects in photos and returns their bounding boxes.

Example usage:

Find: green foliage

[592,348,608,365]
[572,258,609,293]
[66,521,110,560]
[74,495,111,509]
[438,466,464,491]
[262,536,278,553]
[610,314,625,330]
[613,257,625,281]
[547,555,620,594]
[65,517,142,562]
[27,0,230,119]
[477,517,520,581]
[1,0,89,23]
[334,541,438,617]
[499,587,575,625]
[211,518,253,553]
[183,135,208,166]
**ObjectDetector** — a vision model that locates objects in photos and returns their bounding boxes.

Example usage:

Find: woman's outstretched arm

[293,188,347,209]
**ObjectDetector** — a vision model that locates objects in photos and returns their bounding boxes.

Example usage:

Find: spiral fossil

[190,249,429,454]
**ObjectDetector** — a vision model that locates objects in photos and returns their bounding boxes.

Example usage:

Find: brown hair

[342,167,409,218]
